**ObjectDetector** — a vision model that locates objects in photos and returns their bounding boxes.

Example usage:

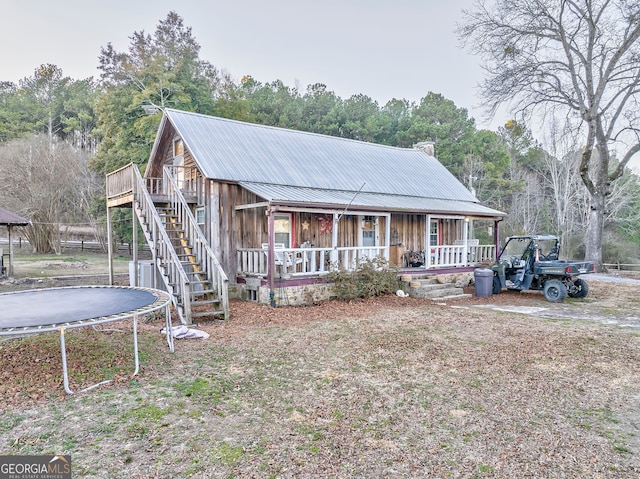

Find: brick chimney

[414,141,435,156]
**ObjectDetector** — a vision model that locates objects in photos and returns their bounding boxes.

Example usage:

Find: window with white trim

[430,220,439,246]
[274,213,292,247]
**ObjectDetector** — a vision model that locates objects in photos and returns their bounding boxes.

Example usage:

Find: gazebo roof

[0,207,29,226]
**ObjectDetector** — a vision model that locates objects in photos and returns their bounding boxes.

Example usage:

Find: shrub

[327,257,400,301]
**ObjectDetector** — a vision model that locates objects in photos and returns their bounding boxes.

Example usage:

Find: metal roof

[0,207,28,226]
[241,182,505,217]
[160,109,504,217]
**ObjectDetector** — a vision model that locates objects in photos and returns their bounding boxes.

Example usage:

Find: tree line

[0,10,638,265]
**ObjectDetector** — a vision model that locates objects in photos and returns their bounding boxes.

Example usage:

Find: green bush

[327,257,400,301]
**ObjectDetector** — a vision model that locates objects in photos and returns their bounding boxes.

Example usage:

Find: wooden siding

[236,210,390,251]
[441,219,464,245]
[390,214,425,251]
[389,215,471,251]
[142,122,488,282]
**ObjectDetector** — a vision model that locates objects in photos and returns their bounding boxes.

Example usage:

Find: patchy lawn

[1,280,640,478]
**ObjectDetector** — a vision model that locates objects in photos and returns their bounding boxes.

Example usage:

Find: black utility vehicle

[491,235,595,303]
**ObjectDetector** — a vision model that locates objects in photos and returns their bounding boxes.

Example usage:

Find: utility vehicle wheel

[568,278,589,298]
[492,275,502,294]
[543,279,567,303]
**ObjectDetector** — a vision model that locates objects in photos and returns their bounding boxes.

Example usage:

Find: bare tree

[458,0,640,268]
[494,120,547,237]
[0,134,100,253]
[508,167,547,235]
[536,118,586,252]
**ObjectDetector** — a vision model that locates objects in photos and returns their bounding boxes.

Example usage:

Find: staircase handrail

[131,166,193,323]
[163,166,229,319]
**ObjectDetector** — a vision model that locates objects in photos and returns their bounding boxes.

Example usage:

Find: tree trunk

[585,190,605,271]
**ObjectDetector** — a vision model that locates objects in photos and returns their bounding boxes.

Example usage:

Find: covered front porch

[235,208,499,279]
[236,241,496,278]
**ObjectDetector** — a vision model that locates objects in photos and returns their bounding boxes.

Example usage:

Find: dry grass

[1,280,640,478]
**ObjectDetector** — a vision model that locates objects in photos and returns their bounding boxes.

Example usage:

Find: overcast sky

[2,0,509,130]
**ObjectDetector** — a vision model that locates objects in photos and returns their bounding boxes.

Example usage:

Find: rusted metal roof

[0,207,28,226]
[162,109,504,217]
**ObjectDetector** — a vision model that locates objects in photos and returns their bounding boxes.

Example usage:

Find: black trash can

[474,268,493,297]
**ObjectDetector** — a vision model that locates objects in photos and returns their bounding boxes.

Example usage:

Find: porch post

[494,220,501,260]
[7,225,14,276]
[425,215,431,270]
[107,204,114,285]
[384,214,391,261]
[463,217,469,265]
[132,205,138,287]
[267,207,276,307]
[131,164,139,287]
[330,213,339,268]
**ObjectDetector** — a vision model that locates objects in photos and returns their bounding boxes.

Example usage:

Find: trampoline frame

[0,285,173,394]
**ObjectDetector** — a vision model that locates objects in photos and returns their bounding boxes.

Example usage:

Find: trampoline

[0,285,173,394]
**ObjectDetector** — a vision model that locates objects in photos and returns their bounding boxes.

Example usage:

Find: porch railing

[146,166,199,196]
[237,246,388,277]
[106,163,133,199]
[429,244,495,268]
[237,244,496,277]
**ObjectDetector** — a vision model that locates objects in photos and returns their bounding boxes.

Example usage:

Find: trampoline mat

[0,287,159,329]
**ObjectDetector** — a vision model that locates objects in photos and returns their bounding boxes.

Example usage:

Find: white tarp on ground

[161,325,210,340]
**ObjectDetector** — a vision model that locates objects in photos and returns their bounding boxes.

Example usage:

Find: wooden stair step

[186,287,215,294]
[408,282,466,299]
[190,289,215,296]
[191,310,226,319]
[192,298,220,306]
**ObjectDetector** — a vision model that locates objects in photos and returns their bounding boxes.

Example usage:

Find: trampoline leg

[165,304,174,353]
[60,327,113,394]
[133,313,140,376]
[60,328,74,395]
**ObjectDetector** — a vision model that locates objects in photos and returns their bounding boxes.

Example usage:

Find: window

[274,213,291,247]
[173,138,184,157]
[173,138,186,187]
[361,215,377,247]
[430,220,439,246]
[196,208,205,226]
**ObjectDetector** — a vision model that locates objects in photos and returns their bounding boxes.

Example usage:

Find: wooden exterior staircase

[106,163,229,325]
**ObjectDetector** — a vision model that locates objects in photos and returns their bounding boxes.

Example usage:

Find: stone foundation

[233,271,475,306]
[257,283,334,306]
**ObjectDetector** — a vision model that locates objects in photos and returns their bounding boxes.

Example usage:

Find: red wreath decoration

[317,214,333,235]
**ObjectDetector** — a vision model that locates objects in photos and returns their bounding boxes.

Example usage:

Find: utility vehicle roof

[505,235,558,241]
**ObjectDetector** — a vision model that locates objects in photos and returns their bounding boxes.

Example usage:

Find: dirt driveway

[455,273,640,328]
